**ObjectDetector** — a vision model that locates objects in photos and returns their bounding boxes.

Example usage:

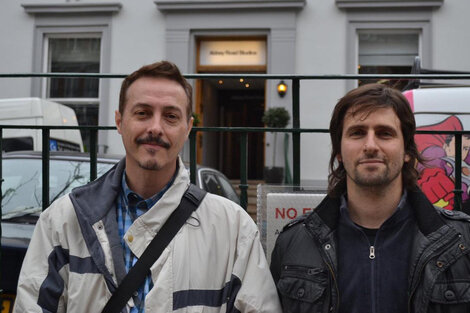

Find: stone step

[230,180,264,220]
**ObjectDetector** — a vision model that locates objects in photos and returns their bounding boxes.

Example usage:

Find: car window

[216,174,240,204]
[201,172,224,197]
[200,170,240,205]
[2,159,114,217]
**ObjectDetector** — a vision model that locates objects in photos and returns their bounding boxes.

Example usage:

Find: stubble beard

[138,159,162,171]
[350,161,402,188]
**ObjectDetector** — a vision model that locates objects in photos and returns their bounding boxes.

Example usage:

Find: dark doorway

[219,89,264,179]
[200,79,265,180]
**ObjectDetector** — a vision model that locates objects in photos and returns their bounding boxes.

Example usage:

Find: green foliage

[262,107,290,128]
[262,107,291,167]
[192,112,201,127]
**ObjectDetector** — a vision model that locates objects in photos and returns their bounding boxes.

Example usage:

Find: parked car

[0,151,239,311]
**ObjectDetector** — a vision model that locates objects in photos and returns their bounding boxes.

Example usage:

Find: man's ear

[404,153,411,163]
[115,110,122,134]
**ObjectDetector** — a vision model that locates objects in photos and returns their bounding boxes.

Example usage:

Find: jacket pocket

[277,265,328,313]
[430,280,470,304]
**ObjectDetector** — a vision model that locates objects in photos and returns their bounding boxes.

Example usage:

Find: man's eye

[378,131,394,138]
[349,130,364,137]
[166,113,179,121]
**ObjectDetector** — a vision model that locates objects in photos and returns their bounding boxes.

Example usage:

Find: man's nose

[363,132,379,153]
[147,115,163,135]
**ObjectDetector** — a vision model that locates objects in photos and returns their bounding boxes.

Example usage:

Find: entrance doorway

[195,37,267,180]
[198,78,265,179]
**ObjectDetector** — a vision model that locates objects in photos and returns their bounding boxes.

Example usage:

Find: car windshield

[2,158,114,219]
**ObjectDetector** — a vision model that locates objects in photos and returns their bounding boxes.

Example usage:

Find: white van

[403,87,470,210]
[0,98,84,152]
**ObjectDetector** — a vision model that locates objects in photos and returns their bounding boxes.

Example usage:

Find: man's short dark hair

[119,61,193,120]
[328,83,423,197]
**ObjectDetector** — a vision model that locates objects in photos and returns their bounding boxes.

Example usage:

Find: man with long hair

[271,83,470,313]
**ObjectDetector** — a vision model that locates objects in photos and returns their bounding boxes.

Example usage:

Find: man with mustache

[14,61,281,313]
[271,83,470,313]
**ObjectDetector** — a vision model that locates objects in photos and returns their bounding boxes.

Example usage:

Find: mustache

[136,135,171,149]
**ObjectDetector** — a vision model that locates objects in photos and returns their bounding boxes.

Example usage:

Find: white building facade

[1,0,470,186]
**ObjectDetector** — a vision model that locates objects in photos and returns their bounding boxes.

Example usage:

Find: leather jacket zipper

[324,248,340,313]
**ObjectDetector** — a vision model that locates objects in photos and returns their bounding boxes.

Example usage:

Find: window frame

[345,9,433,89]
[23,3,120,152]
[24,4,118,128]
[41,32,103,105]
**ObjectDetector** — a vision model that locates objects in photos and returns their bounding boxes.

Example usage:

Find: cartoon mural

[415,115,470,210]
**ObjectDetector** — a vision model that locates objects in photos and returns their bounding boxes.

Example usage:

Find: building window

[342,3,434,90]
[358,31,419,89]
[23,2,120,152]
[42,35,101,149]
[46,36,101,99]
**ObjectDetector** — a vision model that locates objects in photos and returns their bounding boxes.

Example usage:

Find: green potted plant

[262,107,290,183]
[192,112,201,127]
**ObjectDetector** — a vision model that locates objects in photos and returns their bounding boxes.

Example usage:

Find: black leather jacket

[270,190,470,313]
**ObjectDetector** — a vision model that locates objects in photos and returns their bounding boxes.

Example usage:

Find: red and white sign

[265,193,326,263]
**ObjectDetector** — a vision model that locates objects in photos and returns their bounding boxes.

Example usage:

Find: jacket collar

[71,157,125,224]
[306,189,445,239]
[304,195,341,241]
[406,189,446,236]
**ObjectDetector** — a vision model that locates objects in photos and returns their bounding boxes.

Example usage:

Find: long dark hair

[328,83,423,197]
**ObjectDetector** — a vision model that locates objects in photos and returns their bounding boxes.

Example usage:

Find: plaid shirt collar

[120,162,179,215]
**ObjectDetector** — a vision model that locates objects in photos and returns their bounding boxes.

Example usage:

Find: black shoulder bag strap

[102,184,207,313]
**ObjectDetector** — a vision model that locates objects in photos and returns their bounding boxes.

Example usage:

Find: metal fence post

[89,128,98,182]
[42,128,50,210]
[454,134,463,211]
[189,130,197,185]
[292,78,301,186]
[239,132,248,210]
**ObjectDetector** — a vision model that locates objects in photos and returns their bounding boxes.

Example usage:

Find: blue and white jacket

[14,157,281,313]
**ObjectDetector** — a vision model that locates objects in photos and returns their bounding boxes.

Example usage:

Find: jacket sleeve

[231,215,282,313]
[13,205,68,313]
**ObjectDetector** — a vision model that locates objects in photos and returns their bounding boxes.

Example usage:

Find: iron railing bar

[0,73,127,79]
[189,131,197,185]
[89,129,98,182]
[42,129,50,211]
[2,125,470,134]
[186,74,470,80]
[292,78,301,186]
[0,125,115,130]
[2,72,470,80]
[454,134,463,211]
[239,133,248,210]
[193,127,327,133]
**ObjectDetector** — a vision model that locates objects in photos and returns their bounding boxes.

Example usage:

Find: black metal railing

[2,72,470,303]
[1,72,470,207]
